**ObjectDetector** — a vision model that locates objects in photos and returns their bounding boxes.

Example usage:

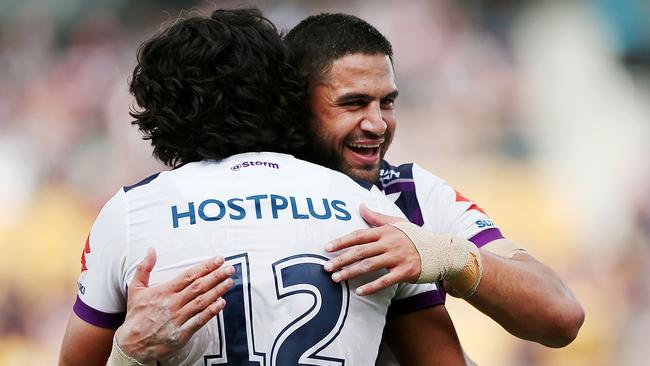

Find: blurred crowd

[0,0,648,364]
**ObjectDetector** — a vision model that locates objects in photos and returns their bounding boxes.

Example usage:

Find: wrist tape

[482,238,526,259]
[107,335,155,366]
[389,221,482,298]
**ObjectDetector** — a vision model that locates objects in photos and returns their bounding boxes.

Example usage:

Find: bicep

[385,305,466,366]
[59,312,115,366]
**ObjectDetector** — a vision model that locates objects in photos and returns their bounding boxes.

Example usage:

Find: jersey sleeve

[368,186,445,317]
[386,282,443,318]
[412,163,505,248]
[73,189,129,329]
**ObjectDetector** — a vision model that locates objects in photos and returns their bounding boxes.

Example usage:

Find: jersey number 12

[204,253,350,366]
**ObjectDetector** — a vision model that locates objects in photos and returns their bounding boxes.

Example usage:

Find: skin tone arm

[325,205,585,348]
[59,250,234,366]
[62,265,468,366]
[59,314,115,366]
[386,305,467,365]
[461,250,584,347]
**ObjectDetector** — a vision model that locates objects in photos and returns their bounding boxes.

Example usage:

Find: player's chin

[343,163,381,184]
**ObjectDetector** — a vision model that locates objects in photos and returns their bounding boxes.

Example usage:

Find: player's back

[78,152,431,365]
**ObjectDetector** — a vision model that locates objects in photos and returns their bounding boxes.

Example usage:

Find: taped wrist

[389,221,482,297]
[446,251,482,298]
[482,238,526,259]
[107,335,155,366]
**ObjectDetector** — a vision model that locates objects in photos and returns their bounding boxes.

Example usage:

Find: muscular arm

[59,313,115,366]
[326,206,584,347]
[113,251,233,363]
[60,250,233,365]
[455,250,584,347]
[385,305,466,365]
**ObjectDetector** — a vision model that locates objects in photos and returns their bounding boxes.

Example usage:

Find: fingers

[360,204,405,227]
[179,297,227,339]
[170,256,226,292]
[177,262,235,308]
[326,227,383,253]
[329,252,395,283]
[355,270,403,296]
[130,247,157,289]
[177,271,234,324]
[324,241,385,273]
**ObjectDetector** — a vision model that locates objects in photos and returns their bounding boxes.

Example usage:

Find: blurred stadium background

[1,0,649,364]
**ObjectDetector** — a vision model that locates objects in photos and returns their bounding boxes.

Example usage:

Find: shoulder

[123,172,162,193]
[379,160,447,193]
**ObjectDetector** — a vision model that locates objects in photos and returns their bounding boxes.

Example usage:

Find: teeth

[349,143,380,148]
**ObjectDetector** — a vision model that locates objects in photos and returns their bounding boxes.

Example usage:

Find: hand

[114,248,234,363]
[324,204,422,296]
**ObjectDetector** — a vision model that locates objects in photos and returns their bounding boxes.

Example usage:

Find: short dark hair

[130,8,311,167]
[284,13,393,85]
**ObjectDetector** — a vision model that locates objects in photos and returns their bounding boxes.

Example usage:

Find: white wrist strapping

[389,221,482,297]
[107,335,155,366]
[482,238,526,259]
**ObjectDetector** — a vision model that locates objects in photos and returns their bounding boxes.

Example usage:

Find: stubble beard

[340,159,381,184]
[310,142,381,183]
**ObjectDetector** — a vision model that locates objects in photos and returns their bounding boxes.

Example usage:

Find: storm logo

[230,160,279,171]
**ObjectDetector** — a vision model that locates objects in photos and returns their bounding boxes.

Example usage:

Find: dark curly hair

[130,8,311,167]
[284,13,393,86]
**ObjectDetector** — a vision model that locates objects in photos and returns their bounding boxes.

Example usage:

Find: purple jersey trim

[383,181,415,195]
[386,289,446,318]
[378,161,425,226]
[73,296,125,329]
[469,228,504,248]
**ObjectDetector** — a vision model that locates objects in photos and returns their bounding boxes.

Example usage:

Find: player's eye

[380,98,395,109]
[342,99,367,107]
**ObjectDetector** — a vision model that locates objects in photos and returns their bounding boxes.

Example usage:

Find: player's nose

[360,103,387,135]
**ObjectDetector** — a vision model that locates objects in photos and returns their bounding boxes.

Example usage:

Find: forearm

[459,250,584,347]
[385,305,466,365]
[323,208,585,347]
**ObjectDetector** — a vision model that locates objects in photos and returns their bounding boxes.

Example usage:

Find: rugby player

[90,10,585,366]
[58,8,466,366]
[284,13,585,352]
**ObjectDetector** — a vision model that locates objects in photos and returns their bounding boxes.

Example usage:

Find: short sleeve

[412,163,505,247]
[386,282,444,318]
[73,189,128,329]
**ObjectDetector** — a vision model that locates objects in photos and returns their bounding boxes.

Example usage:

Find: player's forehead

[320,53,397,98]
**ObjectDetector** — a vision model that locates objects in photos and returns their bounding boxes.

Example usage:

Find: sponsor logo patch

[77,281,86,295]
[476,219,494,228]
[379,168,401,183]
[230,161,279,171]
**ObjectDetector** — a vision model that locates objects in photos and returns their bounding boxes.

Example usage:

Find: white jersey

[74,152,438,366]
[376,160,505,365]
[377,160,504,305]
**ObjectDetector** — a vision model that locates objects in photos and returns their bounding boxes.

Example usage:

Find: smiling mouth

[346,142,381,160]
